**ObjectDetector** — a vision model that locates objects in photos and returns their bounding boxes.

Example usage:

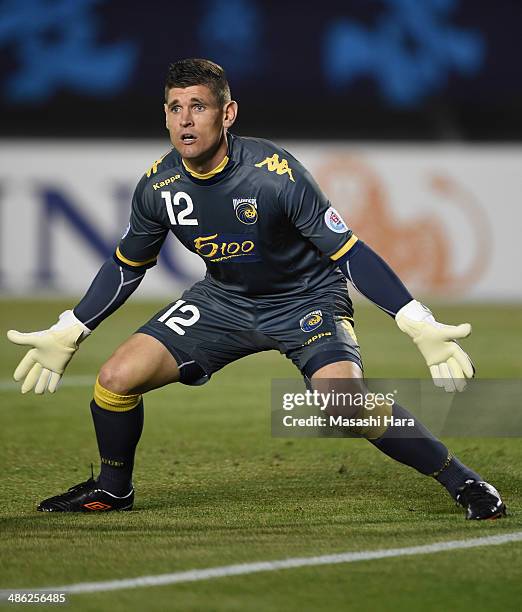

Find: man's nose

[179,110,193,127]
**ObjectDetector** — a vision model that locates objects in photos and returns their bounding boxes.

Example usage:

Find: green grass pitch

[1,300,521,611]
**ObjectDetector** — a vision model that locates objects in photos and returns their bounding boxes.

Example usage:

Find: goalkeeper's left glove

[7,310,90,394]
[395,300,475,392]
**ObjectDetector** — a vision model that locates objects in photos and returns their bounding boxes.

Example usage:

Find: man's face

[164,85,230,162]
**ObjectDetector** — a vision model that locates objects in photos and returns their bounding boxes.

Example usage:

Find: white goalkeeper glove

[7,310,91,394]
[395,300,475,392]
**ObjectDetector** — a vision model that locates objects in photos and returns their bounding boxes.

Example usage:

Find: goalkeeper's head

[164,58,237,166]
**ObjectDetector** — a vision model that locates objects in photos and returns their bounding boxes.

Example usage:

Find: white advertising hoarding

[1,141,520,300]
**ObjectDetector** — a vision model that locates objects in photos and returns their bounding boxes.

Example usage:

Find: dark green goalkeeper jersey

[116,133,359,298]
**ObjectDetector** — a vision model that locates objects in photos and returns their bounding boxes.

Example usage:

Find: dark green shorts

[138,279,362,385]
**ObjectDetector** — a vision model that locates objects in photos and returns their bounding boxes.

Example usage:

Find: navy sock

[371,403,480,499]
[90,398,144,496]
[434,456,481,499]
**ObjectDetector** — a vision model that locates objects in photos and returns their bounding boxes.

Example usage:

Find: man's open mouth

[181,133,197,144]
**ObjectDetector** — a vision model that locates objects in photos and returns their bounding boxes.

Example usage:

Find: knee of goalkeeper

[313,378,392,440]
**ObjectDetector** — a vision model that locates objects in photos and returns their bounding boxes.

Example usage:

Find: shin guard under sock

[90,380,144,496]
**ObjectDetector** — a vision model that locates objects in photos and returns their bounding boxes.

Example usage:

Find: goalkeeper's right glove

[396,300,475,392]
[7,310,91,394]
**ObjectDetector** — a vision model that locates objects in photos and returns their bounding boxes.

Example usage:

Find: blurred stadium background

[1,1,522,610]
[0,0,521,301]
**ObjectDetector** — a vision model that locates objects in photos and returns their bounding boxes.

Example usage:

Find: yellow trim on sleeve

[94,377,141,412]
[182,155,229,179]
[330,234,359,261]
[115,247,157,268]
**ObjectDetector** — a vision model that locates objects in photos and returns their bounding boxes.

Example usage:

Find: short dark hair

[164,58,231,106]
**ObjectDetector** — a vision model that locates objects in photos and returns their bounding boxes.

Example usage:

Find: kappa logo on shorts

[302,331,333,346]
[233,198,258,225]
[324,207,349,233]
[300,310,323,333]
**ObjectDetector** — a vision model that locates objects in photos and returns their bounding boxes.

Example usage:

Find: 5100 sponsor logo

[193,233,259,262]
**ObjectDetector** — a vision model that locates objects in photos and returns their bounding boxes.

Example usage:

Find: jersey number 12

[161,191,198,225]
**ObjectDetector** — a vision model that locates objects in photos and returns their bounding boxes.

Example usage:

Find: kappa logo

[324,207,349,233]
[255,153,295,182]
[153,174,181,190]
[233,198,258,224]
[303,331,333,346]
[300,310,323,333]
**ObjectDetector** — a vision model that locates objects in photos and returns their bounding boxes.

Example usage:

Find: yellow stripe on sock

[429,453,453,478]
[94,378,141,412]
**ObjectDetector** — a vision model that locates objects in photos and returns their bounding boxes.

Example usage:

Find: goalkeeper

[7,58,505,520]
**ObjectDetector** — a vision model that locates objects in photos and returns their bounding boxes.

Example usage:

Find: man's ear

[164,103,169,129]
[223,101,238,129]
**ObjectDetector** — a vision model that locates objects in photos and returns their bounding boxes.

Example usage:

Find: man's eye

[171,106,180,113]
[194,105,205,112]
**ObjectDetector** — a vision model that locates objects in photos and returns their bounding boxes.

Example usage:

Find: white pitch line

[2,531,521,597]
[0,376,93,392]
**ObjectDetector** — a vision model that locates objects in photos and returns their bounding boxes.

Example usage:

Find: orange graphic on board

[315,156,489,295]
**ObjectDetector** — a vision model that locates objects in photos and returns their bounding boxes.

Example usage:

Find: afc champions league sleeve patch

[324,207,348,233]
[300,310,323,333]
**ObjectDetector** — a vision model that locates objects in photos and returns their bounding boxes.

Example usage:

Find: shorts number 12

[158,300,200,335]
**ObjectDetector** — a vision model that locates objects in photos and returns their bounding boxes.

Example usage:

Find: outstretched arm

[7,173,168,394]
[276,152,474,392]
[73,254,149,330]
[6,254,152,395]
[335,237,474,392]
[334,238,412,317]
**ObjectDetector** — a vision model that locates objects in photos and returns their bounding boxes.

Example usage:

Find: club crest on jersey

[300,310,323,333]
[233,198,258,225]
[324,207,348,233]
